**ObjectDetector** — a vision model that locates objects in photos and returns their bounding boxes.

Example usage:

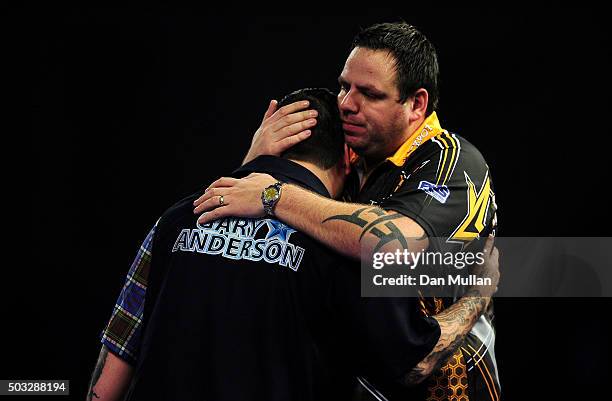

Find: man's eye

[364,92,383,100]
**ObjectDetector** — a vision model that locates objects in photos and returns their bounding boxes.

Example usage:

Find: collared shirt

[101,156,441,401]
[347,112,496,245]
[346,113,501,401]
[100,156,333,364]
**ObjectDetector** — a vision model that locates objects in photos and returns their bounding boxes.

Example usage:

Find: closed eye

[363,91,385,100]
[338,79,350,92]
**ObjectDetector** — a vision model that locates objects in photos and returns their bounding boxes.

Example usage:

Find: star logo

[265,219,296,242]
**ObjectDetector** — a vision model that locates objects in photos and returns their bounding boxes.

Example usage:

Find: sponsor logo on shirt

[448,170,493,248]
[418,180,450,204]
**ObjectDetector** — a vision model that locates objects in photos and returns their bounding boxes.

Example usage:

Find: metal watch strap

[263,182,283,216]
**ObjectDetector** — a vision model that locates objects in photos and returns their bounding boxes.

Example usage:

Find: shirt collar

[386,111,446,167]
[233,155,331,198]
[349,111,446,168]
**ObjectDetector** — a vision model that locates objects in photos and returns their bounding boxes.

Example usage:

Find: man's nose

[339,90,358,114]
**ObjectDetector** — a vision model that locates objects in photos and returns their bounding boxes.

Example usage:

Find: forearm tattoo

[87,346,108,400]
[403,289,487,386]
[323,207,409,253]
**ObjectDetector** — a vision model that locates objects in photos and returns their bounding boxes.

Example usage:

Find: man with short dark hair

[196,22,500,400]
[88,86,499,401]
[87,88,356,401]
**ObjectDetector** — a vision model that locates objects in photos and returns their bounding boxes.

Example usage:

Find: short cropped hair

[279,88,344,170]
[351,22,440,114]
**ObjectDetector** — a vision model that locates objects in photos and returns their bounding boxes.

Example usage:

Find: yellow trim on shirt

[386,111,445,167]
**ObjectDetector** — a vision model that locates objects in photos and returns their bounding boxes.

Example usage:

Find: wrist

[272,183,299,219]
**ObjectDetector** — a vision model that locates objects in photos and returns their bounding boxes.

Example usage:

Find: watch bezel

[262,182,283,215]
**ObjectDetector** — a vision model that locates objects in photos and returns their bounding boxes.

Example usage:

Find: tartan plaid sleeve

[100,223,157,365]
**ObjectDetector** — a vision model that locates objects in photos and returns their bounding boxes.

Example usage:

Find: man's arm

[195,177,499,383]
[404,295,486,386]
[88,224,156,400]
[194,177,426,260]
[86,346,133,401]
[402,236,499,386]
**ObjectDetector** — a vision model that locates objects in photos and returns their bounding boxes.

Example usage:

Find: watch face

[263,186,279,203]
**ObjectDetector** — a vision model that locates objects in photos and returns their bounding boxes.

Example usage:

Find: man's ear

[406,88,429,122]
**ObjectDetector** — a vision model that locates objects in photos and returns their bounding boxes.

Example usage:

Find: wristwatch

[261,182,284,216]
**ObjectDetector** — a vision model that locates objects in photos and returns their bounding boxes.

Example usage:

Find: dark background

[5,9,611,400]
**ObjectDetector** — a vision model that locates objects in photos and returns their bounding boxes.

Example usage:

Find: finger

[269,109,318,132]
[274,130,312,153]
[270,117,317,141]
[193,191,214,207]
[491,246,499,261]
[193,187,228,207]
[194,195,229,214]
[268,100,310,124]
[197,207,233,225]
[261,99,278,123]
[483,234,495,256]
[207,177,240,190]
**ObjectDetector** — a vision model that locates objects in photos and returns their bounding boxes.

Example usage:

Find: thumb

[262,99,278,122]
[483,234,495,256]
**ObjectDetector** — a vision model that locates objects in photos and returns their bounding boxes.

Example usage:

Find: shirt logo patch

[447,170,493,248]
[418,181,450,204]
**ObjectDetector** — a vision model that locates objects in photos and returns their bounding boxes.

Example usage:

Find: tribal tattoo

[402,289,488,386]
[323,207,410,253]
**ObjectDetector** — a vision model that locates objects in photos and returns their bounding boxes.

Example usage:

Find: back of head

[351,22,439,115]
[279,88,344,170]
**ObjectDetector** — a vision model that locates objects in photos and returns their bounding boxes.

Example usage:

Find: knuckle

[281,115,291,124]
[279,106,290,117]
[280,126,293,136]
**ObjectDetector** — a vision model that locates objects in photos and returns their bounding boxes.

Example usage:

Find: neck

[288,159,338,198]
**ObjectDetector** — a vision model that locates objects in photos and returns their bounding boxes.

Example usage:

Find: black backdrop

[6,9,611,400]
